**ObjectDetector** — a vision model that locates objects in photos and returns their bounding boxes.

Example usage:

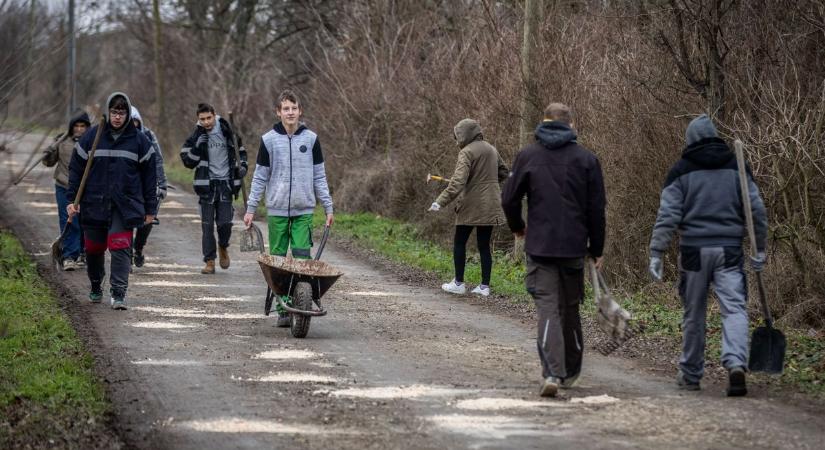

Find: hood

[105,91,133,130]
[534,120,577,150]
[273,121,307,136]
[685,114,718,147]
[130,105,143,130]
[453,119,483,148]
[682,137,734,168]
[66,109,91,137]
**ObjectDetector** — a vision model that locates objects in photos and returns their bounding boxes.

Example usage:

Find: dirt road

[2,132,824,449]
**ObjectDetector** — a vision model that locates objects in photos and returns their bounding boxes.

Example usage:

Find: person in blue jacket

[67,92,158,310]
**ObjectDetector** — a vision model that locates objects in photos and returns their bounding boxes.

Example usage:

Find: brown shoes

[201,260,216,274]
[219,246,230,269]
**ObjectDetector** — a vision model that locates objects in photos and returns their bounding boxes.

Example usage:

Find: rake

[229,111,265,253]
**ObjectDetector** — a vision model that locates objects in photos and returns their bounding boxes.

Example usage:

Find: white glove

[750,251,766,272]
[157,188,167,200]
[649,256,663,282]
[428,202,441,212]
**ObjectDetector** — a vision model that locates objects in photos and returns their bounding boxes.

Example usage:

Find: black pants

[84,207,132,298]
[454,225,493,285]
[200,181,233,262]
[526,256,585,379]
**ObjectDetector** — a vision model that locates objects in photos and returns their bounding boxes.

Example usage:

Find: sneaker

[218,246,230,269]
[276,312,291,328]
[441,279,466,295]
[75,256,85,268]
[676,370,700,391]
[561,372,580,389]
[89,285,103,303]
[471,285,490,296]
[540,377,561,397]
[726,367,747,397]
[133,250,145,268]
[63,259,77,272]
[110,296,127,310]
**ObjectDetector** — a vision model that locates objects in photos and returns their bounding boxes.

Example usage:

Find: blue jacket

[67,93,158,229]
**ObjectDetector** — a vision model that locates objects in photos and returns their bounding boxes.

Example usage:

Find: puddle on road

[26,187,53,194]
[427,415,564,440]
[132,359,204,366]
[192,296,248,302]
[132,306,260,320]
[172,213,201,219]
[36,211,57,216]
[159,200,186,208]
[346,291,404,297]
[24,201,54,208]
[233,372,338,384]
[253,349,320,360]
[133,280,219,288]
[137,271,199,277]
[569,395,619,405]
[455,398,571,411]
[326,385,475,400]
[143,262,202,270]
[177,418,359,435]
[128,321,201,329]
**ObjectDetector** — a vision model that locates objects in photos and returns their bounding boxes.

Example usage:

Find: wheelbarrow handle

[315,225,330,261]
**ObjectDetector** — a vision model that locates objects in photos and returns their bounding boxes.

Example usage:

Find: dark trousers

[454,225,493,285]
[84,207,132,297]
[55,184,82,259]
[200,181,233,262]
[526,255,585,379]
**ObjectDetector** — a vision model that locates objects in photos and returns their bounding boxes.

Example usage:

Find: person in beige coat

[429,118,508,296]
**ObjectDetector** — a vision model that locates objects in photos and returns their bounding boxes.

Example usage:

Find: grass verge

[0,230,111,447]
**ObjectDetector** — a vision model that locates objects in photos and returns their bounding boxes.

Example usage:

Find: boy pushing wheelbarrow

[244,89,335,328]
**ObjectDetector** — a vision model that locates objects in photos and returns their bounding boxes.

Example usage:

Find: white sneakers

[441,280,491,297]
[441,279,466,294]
[471,285,490,297]
[63,259,77,271]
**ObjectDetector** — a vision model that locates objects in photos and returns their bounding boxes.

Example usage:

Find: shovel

[228,111,264,253]
[589,261,642,355]
[51,117,105,269]
[734,140,786,374]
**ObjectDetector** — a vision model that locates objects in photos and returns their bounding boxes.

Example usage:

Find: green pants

[267,215,313,259]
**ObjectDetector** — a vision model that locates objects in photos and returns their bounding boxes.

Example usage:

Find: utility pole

[152,0,165,144]
[67,0,76,119]
[518,0,544,149]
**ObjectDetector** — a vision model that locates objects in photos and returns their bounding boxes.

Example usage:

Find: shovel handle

[734,140,773,328]
[72,117,106,210]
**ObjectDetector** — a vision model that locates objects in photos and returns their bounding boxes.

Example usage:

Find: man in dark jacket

[649,114,768,397]
[43,110,90,271]
[67,92,158,310]
[180,103,247,274]
[130,105,167,268]
[502,103,606,397]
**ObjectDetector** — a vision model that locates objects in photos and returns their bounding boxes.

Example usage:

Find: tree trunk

[518,0,544,149]
[152,0,165,148]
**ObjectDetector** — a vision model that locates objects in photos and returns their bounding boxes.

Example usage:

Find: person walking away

[429,118,508,297]
[501,103,606,397]
[43,110,90,271]
[67,92,158,310]
[130,106,168,268]
[180,103,248,274]
[648,114,768,397]
[244,89,334,327]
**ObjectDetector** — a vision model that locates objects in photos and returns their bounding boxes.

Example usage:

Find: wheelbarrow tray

[257,254,343,300]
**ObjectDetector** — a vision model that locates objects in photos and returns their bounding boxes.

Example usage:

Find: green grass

[0,231,109,444]
[312,210,530,301]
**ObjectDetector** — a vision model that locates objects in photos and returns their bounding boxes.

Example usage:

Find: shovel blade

[749,326,786,374]
[50,236,64,269]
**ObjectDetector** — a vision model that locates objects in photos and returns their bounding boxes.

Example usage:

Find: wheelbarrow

[257,226,343,338]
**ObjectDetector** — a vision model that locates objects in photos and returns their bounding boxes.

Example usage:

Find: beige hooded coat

[436,119,508,226]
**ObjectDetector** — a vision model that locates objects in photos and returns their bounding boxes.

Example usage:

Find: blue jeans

[55,184,82,260]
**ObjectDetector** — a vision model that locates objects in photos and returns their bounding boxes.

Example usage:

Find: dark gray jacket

[650,116,767,255]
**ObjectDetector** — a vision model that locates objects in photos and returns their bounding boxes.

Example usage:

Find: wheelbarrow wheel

[290,281,312,338]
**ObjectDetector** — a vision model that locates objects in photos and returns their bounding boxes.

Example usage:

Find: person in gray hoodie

[244,89,333,327]
[130,105,168,268]
[649,114,768,397]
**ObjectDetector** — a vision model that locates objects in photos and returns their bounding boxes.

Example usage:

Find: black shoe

[134,251,145,268]
[727,367,747,397]
[89,284,103,303]
[276,312,291,328]
[676,370,700,391]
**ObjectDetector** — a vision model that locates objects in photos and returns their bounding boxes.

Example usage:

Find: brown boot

[201,260,216,274]
[218,247,230,269]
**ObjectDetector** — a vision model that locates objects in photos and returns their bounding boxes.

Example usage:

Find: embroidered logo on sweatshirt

[299,145,308,153]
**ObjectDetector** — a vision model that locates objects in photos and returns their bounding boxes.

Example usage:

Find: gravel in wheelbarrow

[257,254,344,300]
